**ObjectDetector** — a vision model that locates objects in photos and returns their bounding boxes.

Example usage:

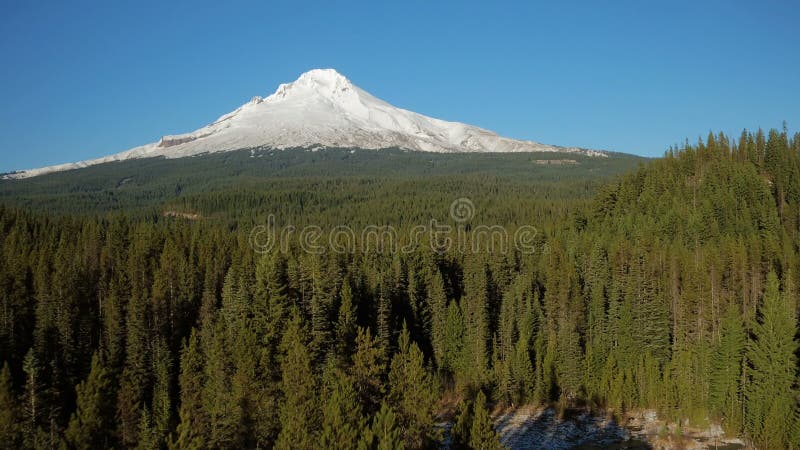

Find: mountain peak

[6,69,607,179]
[268,68,356,103]
[297,68,350,85]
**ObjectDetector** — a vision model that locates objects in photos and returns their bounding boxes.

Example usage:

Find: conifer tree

[169,329,205,450]
[510,329,534,405]
[451,399,473,449]
[377,281,393,356]
[202,321,237,448]
[135,407,156,450]
[21,349,41,449]
[469,391,503,450]
[359,402,405,450]
[428,268,449,369]
[64,353,113,450]
[442,300,465,375]
[0,361,20,449]
[745,272,799,449]
[101,278,128,372]
[118,291,151,447]
[495,291,516,404]
[461,258,490,386]
[555,317,583,401]
[252,252,289,445]
[535,323,557,404]
[231,324,259,448]
[253,253,289,359]
[275,309,318,450]
[351,327,386,415]
[150,338,173,447]
[709,304,745,434]
[388,323,438,448]
[335,279,358,364]
[319,362,365,449]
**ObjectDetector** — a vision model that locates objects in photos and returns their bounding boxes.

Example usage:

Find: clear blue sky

[1,0,798,171]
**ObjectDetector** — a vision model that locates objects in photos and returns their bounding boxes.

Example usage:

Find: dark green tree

[428,268,449,369]
[388,323,439,448]
[64,353,113,450]
[319,362,365,449]
[169,329,205,450]
[335,279,358,364]
[745,272,799,449]
[469,391,502,450]
[0,361,20,449]
[451,399,472,449]
[709,304,745,434]
[359,402,405,450]
[275,309,318,450]
[351,327,386,416]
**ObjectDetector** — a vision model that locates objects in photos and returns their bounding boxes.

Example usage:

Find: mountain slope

[0,147,644,216]
[7,69,606,179]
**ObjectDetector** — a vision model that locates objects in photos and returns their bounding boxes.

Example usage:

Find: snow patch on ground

[494,407,638,450]
[487,407,746,450]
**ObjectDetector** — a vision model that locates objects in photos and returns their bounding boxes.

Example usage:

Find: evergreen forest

[1,129,799,449]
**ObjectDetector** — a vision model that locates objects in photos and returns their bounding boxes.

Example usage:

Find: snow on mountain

[6,69,606,179]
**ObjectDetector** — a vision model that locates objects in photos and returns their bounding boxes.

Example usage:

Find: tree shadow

[494,407,653,450]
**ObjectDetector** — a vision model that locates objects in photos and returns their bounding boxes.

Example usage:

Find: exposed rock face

[158,132,212,148]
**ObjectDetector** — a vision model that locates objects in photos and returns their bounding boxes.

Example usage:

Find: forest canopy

[0,127,799,449]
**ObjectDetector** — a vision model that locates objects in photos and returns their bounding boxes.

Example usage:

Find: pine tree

[319,362,365,449]
[252,252,288,446]
[469,391,502,450]
[388,323,439,448]
[309,255,336,365]
[428,268,449,370]
[0,361,20,449]
[510,329,534,405]
[442,300,465,375]
[21,349,41,449]
[745,272,799,449]
[351,327,386,416]
[535,323,557,404]
[377,281,393,356]
[169,329,205,450]
[202,320,237,448]
[406,266,425,338]
[0,225,35,373]
[359,402,405,450]
[117,292,151,447]
[230,324,259,448]
[709,304,745,434]
[150,339,173,447]
[451,399,472,449]
[461,258,490,387]
[556,316,584,402]
[64,352,113,449]
[134,407,156,450]
[253,252,289,361]
[335,279,358,364]
[275,309,318,450]
[101,278,128,371]
[219,265,261,448]
[495,291,516,404]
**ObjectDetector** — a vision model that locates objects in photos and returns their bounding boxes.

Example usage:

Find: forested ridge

[0,148,642,217]
[0,128,799,449]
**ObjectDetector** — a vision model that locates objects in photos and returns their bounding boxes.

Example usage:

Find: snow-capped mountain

[7,69,606,179]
